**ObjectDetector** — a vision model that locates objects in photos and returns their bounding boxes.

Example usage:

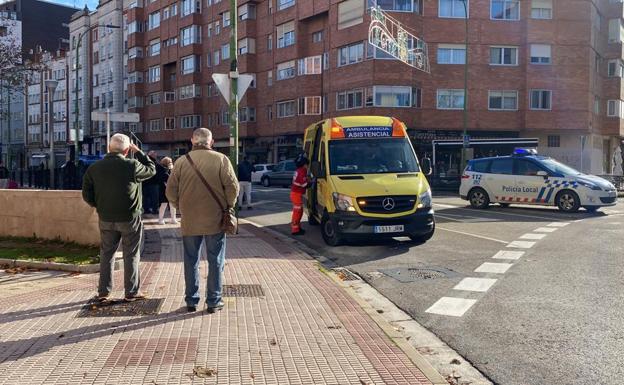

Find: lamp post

[228,0,239,172]
[72,23,120,165]
[45,79,58,189]
[460,0,469,171]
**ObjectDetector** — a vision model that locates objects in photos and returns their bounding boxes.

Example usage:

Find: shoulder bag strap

[185,154,226,211]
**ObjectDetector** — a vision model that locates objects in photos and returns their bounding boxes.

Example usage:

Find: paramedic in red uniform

[290,154,309,235]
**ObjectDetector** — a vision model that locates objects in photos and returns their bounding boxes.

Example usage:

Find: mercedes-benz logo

[382,197,395,211]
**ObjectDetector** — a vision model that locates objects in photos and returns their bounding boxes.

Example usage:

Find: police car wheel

[321,214,343,246]
[262,177,270,187]
[468,188,490,209]
[556,190,580,213]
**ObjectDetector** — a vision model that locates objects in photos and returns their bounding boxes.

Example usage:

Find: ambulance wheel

[308,214,320,226]
[499,203,510,208]
[262,177,271,187]
[556,190,580,213]
[468,188,490,209]
[321,214,343,246]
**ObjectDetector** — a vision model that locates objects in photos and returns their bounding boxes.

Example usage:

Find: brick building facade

[125,0,624,175]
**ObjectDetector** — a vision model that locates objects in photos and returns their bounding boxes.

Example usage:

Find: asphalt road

[240,185,624,385]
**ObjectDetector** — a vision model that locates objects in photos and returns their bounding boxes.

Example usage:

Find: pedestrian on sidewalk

[237,156,254,210]
[166,128,239,313]
[82,133,156,302]
[142,151,163,214]
[290,153,309,236]
[157,157,178,225]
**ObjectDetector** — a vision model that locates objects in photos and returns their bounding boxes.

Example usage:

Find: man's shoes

[187,305,197,312]
[158,219,165,225]
[124,292,147,302]
[171,219,180,224]
[94,295,110,303]
[206,301,224,314]
[292,229,306,236]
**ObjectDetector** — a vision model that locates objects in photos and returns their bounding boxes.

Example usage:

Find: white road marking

[492,250,525,260]
[475,262,513,274]
[436,226,508,244]
[507,241,536,249]
[425,297,478,317]
[519,233,547,240]
[440,206,566,221]
[547,222,570,227]
[436,213,501,223]
[533,227,558,233]
[453,277,498,292]
[434,203,463,209]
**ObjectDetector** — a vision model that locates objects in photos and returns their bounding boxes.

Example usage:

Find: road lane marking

[435,213,501,223]
[437,205,569,221]
[533,227,558,233]
[436,226,508,244]
[519,233,547,240]
[453,278,498,292]
[475,262,513,274]
[547,222,570,227]
[425,297,478,317]
[492,250,525,260]
[434,203,463,209]
[507,241,536,249]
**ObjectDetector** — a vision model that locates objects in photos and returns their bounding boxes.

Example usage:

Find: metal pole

[460,0,469,170]
[228,0,239,172]
[74,31,83,166]
[106,108,111,151]
[6,84,11,171]
[47,83,58,189]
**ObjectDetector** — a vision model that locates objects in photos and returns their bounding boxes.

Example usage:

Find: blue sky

[49,0,99,11]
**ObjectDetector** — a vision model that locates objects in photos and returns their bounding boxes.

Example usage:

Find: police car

[459,149,618,213]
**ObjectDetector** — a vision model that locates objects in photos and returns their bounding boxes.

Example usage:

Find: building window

[148,11,160,30]
[488,90,518,110]
[607,100,623,118]
[179,84,201,99]
[276,60,296,80]
[128,21,143,34]
[222,11,231,27]
[298,56,322,75]
[437,44,466,64]
[337,89,364,110]
[374,0,419,12]
[530,90,552,110]
[181,0,200,16]
[490,46,518,65]
[278,0,295,11]
[221,43,230,60]
[214,50,220,65]
[298,96,322,115]
[149,119,161,131]
[164,91,175,102]
[338,42,364,66]
[164,117,175,130]
[338,0,364,29]
[181,55,200,74]
[180,115,201,129]
[609,19,624,43]
[149,39,161,56]
[215,20,221,35]
[147,92,161,105]
[239,4,256,20]
[530,44,551,64]
[312,31,323,43]
[547,135,560,148]
[531,0,552,19]
[128,72,143,83]
[239,107,256,122]
[437,89,465,110]
[374,86,413,107]
[181,25,201,46]
[277,100,296,117]
[268,70,273,86]
[439,0,468,18]
[608,60,624,77]
[238,38,256,55]
[148,66,160,82]
[491,0,519,20]
[277,21,295,48]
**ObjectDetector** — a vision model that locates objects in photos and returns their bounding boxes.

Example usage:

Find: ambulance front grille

[357,195,417,214]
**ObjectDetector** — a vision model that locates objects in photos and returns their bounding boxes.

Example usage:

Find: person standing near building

[237,156,254,210]
[142,150,163,214]
[81,133,156,302]
[290,153,309,236]
[166,128,239,313]
[157,157,178,225]
[0,160,9,179]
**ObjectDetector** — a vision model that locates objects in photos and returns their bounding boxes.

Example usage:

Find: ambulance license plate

[374,225,404,234]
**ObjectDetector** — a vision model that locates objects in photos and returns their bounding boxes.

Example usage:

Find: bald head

[191,128,213,148]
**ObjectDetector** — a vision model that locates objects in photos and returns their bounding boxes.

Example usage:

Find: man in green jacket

[82,133,156,302]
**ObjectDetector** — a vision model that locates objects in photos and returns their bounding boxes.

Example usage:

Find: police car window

[254,165,263,172]
[470,160,490,173]
[489,158,513,175]
[515,159,543,176]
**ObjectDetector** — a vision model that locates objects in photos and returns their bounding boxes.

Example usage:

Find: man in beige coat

[166,128,239,313]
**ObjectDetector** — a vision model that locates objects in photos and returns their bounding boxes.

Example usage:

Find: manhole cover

[408,268,447,280]
[223,284,264,297]
[77,298,164,317]
[332,268,360,281]
[379,267,458,283]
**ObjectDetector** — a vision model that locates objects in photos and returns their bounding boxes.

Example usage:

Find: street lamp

[45,79,58,189]
[73,23,120,165]
[460,0,469,171]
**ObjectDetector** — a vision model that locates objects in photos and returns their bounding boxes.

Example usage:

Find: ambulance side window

[490,158,513,175]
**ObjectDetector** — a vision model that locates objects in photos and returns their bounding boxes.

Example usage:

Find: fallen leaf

[450,358,461,365]
[250,374,255,379]
[57,334,65,339]
[376,309,384,314]
[269,338,277,346]
[192,366,217,378]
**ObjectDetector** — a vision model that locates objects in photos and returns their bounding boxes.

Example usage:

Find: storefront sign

[368,6,429,72]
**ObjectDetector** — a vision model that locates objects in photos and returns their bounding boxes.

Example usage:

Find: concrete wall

[0,189,100,245]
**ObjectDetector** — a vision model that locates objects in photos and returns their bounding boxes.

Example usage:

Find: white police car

[459,149,618,213]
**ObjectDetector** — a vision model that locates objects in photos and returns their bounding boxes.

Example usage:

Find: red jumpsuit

[290,166,308,234]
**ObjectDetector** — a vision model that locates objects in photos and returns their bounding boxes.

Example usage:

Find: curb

[0,251,122,274]
[239,219,451,385]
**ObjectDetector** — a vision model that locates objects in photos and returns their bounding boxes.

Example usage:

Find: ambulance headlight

[333,193,356,212]
[577,180,601,191]
[417,189,432,209]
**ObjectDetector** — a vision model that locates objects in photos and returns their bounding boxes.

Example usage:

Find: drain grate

[408,268,447,280]
[332,268,360,281]
[223,284,265,297]
[379,267,458,283]
[77,298,164,317]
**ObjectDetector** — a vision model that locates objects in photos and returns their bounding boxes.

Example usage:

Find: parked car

[261,160,296,187]
[251,163,275,184]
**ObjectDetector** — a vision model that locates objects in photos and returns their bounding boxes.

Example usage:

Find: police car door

[514,158,548,204]
[487,158,517,203]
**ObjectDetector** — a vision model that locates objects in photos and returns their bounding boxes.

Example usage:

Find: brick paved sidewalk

[0,220,442,385]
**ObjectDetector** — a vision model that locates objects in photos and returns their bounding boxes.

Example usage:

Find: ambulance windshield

[328,138,420,175]
[540,158,582,177]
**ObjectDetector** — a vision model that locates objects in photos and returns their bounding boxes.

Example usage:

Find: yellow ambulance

[303,116,435,246]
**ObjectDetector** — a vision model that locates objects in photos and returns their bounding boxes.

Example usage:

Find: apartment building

[125,0,624,175]
[68,0,126,157]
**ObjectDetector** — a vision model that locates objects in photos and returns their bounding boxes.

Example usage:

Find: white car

[459,149,618,213]
[251,163,275,184]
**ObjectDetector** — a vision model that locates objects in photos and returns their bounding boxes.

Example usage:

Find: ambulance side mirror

[537,171,548,178]
[310,161,325,179]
